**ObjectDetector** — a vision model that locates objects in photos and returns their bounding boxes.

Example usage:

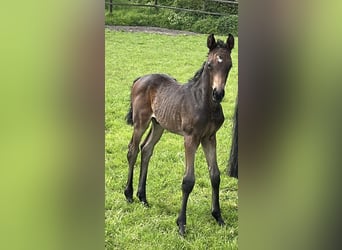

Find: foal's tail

[125,102,133,126]
[125,77,141,126]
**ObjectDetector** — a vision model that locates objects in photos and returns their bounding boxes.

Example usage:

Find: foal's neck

[198,67,219,108]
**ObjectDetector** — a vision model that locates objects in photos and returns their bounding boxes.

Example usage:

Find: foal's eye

[217,55,223,63]
[207,62,212,69]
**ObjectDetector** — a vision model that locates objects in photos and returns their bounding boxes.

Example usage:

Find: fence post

[110,0,113,14]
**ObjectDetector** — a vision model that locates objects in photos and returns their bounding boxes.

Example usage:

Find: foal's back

[132,73,180,97]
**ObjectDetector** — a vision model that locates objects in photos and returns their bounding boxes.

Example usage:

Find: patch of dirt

[105,25,198,36]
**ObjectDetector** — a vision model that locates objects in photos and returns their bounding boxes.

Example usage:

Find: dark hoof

[124,189,133,203]
[217,218,225,226]
[137,192,149,207]
[176,219,186,236]
[141,200,150,207]
[212,211,225,226]
[178,225,186,236]
[125,196,133,203]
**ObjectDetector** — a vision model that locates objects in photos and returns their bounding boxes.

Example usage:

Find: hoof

[178,225,186,236]
[125,195,133,203]
[124,189,133,203]
[176,218,186,236]
[140,200,150,207]
[212,211,225,226]
[137,192,149,207]
[217,218,225,226]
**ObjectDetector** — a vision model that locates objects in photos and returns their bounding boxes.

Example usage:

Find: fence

[106,0,238,17]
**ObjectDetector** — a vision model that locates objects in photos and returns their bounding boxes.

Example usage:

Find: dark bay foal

[124,34,234,236]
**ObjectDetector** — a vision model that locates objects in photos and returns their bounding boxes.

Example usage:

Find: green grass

[105,30,238,249]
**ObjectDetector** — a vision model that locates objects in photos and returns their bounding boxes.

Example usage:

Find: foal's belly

[154,110,224,138]
[152,112,183,135]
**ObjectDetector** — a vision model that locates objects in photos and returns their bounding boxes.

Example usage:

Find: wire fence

[106,0,238,17]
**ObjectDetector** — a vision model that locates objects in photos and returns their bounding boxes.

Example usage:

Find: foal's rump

[132,74,178,92]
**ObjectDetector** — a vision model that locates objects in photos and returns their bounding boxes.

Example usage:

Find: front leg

[201,134,225,226]
[177,135,200,236]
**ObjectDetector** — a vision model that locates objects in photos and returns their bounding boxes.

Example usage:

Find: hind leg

[124,116,151,203]
[137,119,164,206]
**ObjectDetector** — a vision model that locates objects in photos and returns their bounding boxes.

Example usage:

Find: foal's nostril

[212,88,225,102]
[213,88,217,96]
[212,89,218,100]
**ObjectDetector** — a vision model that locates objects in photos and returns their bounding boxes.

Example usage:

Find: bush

[217,15,238,36]
[174,0,203,10]
[191,17,217,34]
[190,15,238,36]
[105,0,238,36]
[204,2,238,15]
[167,12,198,30]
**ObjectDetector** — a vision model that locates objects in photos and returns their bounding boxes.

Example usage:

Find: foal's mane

[188,62,206,84]
[215,39,229,50]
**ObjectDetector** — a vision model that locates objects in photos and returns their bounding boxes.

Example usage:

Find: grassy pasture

[105,29,238,249]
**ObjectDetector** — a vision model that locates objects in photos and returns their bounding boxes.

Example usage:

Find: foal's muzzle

[213,88,225,103]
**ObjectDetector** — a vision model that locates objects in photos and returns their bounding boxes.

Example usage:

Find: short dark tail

[228,99,238,179]
[125,77,141,126]
[125,102,133,126]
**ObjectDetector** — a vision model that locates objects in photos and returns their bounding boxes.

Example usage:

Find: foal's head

[206,34,235,103]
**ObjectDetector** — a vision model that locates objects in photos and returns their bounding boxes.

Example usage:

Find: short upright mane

[188,62,206,84]
[215,39,228,49]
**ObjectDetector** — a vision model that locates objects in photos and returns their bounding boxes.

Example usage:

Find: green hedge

[105,6,238,36]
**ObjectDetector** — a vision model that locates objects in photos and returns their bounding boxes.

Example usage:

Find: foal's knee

[210,170,221,188]
[182,176,195,194]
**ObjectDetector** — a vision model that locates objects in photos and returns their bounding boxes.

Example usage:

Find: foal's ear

[207,34,217,50]
[227,33,234,50]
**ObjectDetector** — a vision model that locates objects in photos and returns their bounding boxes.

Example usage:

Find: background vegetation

[105,30,238,248]
[105,0,238,36]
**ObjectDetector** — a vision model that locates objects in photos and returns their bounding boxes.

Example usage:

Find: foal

[124,34,234,236]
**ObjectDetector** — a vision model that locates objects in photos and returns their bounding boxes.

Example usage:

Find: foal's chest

[200,106,225,136]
